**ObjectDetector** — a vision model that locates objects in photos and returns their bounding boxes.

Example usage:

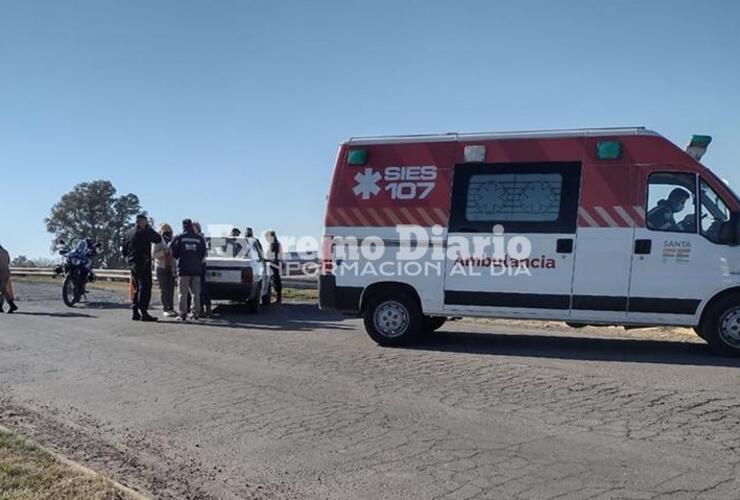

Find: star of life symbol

[353,168,382,199]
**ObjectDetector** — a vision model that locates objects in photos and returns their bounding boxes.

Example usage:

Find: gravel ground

[1,281,739,499]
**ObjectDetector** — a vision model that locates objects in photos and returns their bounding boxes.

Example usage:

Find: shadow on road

[190,302,352,333]
[11,311,96,319]
[77,301,131,310]
[411,330,740,368]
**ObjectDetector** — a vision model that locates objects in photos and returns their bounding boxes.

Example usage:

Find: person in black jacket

[171,219,207,321]
[647,188,692,231]
[266,230,283,304]
[122,214,162,321]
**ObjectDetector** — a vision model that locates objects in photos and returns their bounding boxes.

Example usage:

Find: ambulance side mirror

[718,212,740,246]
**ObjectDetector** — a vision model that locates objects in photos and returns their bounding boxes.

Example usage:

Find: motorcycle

[54,239,101,307]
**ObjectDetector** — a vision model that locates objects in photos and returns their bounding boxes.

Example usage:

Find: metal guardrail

[9,267,318,290]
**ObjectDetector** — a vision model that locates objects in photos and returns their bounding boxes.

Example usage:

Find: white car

[205,237,273,313]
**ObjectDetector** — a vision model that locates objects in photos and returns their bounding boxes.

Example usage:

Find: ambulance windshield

[700,181,730,241]
[704,168,740,206]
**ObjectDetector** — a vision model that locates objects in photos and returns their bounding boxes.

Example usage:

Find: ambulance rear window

[465,173,562,222]
[448,161,581,234]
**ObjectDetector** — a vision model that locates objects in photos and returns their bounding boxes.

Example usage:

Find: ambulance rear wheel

[701,296,740,356]
[364,293,423,346]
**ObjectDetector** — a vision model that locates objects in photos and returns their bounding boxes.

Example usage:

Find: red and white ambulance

[320,127,740,355]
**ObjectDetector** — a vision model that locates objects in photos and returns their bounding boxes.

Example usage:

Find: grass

[12,275,129,292]
[13,275,319,302]
[280,286,318,302]
[0,428,133,500]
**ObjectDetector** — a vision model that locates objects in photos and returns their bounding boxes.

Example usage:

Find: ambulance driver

[647,188,694,232]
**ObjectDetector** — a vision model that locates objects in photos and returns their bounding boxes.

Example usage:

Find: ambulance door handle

[556,238,573,254]
[634,239,652,255]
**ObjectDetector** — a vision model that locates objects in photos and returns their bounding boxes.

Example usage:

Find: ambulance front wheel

[363,292,423,346]
[700,296,740,356]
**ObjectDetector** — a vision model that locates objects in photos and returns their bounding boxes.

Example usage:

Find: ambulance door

[443,162,581,319]
[570,164,638,324]
[627,169,732,324]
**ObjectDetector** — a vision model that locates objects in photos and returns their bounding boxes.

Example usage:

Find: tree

[11,255,32,267]
[9,256,56,268]
[45,180,145,268]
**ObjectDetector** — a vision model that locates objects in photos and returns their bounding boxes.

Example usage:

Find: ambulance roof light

[596,140,622,160]
[686,135,712,161]
[347,149,368,166]
[463,145,486,163]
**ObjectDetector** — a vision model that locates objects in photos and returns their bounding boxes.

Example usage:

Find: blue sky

[1,0,738,258]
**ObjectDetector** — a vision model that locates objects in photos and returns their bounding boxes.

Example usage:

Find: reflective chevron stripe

[325,207,449,227]
[578,206,646,228]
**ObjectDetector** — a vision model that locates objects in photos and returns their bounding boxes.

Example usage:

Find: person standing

[171,219,206,321]
[153,223,177,318]
[0,244,18,313]
[122,214,162,321]
[245,227,263,255]
[266,230,283,304]
[192,222,211,317]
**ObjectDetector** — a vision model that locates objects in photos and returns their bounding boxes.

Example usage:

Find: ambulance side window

[449,162,581,233]
[646,172,697,234]
[699,180,730,243]
[465,173,563,222]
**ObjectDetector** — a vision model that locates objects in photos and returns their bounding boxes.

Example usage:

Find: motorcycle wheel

[62,275,80,307]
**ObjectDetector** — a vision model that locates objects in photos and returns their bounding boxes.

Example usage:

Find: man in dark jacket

[170,219,206,321]
[266,230,283,304]
[647,188,692,231]
[122,214,162,321]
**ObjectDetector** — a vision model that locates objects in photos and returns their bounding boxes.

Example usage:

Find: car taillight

[241,268,253,284]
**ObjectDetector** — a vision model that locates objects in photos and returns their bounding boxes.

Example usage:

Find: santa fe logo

[353,166,437,200]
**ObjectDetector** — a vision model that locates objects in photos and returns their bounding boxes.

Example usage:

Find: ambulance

[319,127,740,356]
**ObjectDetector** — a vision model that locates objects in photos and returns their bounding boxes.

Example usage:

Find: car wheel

[422,316,446,334]
[363,291,423,346]
[700,296,740,356]
[248,294,262,314]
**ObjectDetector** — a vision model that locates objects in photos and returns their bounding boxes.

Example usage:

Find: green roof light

[596,140,622,160]
[686,134,712,161]
[347,149,368,166]
[689,135,712,148]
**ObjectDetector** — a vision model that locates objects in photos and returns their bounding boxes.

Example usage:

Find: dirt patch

[0,424,139,500]
[463,316,701,342]
[0,397,218,500]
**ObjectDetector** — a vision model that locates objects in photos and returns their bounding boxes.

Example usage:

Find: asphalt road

[1,282,739,500]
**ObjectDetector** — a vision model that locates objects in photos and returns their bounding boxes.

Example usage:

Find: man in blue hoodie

[170,219,206,321]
